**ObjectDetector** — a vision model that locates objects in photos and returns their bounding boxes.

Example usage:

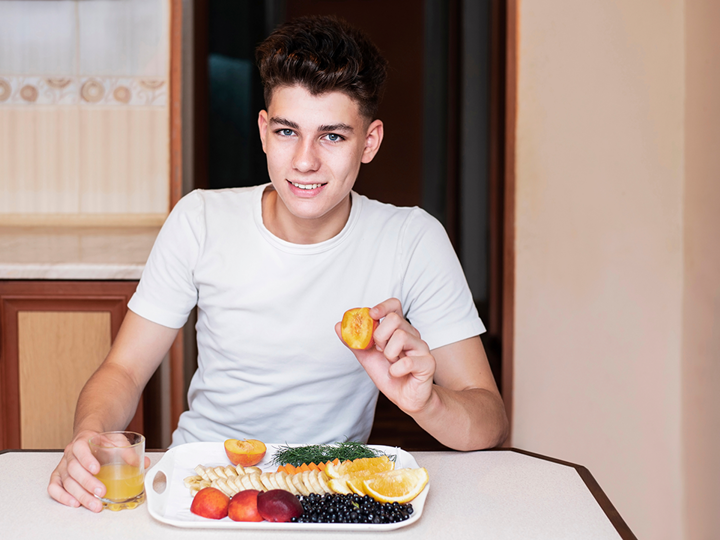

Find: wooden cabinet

[0,281,142,450]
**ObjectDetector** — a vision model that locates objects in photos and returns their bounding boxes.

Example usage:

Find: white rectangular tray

[145,442,428,531]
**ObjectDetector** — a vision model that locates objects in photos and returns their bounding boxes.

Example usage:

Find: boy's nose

[292,140,321,173]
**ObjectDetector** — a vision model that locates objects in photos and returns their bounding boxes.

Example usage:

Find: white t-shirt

[128,184,485,447]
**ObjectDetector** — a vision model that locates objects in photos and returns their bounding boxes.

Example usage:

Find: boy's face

[258,85,383,235]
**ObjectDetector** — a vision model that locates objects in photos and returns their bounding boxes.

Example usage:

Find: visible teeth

[292,182,323,190]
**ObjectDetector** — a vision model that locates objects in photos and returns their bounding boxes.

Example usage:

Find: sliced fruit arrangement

[187,455,427,505]
[187,439,428,522]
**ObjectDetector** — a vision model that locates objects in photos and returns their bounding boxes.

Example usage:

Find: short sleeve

[128,191,205,329]
[399,210,485,350]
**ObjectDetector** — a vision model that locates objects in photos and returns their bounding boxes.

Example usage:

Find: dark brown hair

[256,15,388,120]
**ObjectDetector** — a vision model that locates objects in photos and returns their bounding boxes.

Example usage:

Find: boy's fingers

[388,354,435,380]
[369,298,403,320]
[67,458,105,498]
[62,474,103,512]
[48,471,80,508]
[72,435,100,475]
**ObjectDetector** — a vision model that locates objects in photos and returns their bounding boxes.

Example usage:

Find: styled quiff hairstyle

[256,15,388,120]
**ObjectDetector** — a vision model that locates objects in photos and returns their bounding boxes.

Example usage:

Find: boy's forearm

[72,361,145,437]
[72,310,179,438]
[410,385,509,451]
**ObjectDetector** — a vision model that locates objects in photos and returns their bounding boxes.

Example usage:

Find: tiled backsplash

[0,0,170,223]
[0,76,167,107]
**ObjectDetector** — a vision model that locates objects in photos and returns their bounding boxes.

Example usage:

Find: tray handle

[145,451,176,518]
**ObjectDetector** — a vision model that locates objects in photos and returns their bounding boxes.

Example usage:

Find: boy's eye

[325,133,343,142]
[278,128,294,136]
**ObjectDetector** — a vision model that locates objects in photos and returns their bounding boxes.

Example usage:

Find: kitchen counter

[0,226,160,279]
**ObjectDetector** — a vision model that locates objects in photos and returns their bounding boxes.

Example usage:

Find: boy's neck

[261,187,352,245]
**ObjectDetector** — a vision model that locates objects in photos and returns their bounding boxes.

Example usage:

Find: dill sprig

[271,441,394,467]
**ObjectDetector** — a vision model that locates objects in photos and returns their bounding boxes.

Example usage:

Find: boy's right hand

[47,430,106,512]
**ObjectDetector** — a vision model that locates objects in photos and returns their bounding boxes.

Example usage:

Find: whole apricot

[190,487,229,519]
[228,489,263,522]
[341,307,378,350]
[224,438,266,467]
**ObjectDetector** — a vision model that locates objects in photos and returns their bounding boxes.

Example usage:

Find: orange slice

[361,468,429,503]
[325,456,394,479]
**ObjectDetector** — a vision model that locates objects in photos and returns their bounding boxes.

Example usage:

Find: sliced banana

[306,470,322,494]
[291,472,310,496]
[195,465,209,480]
[249,474,266,491]
[229,476,244,493]
[213,478,234,497]
[259,473,275,491]
[285,480,300,496]
[239,475,254,491]
[301,470,316,493]
[269,472,283,490]
[184,475,200,488]
[272,471,287,491]
[317,471,332,494]
[189,460,344,498]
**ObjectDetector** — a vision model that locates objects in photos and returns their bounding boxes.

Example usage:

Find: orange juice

[95,463,144,501]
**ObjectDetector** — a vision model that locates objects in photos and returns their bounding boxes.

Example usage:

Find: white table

[0,448,634,539]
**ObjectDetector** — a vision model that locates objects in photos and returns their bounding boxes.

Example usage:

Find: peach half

[190,487,229,519]
[224,438,267,467]
[341,307,378,350]
[228,489,263,522]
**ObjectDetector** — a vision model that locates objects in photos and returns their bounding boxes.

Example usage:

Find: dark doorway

[190,0,506,451]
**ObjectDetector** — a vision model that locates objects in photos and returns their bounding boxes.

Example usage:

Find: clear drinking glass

[88,431,146,511]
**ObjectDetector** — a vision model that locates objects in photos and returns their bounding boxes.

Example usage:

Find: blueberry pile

[291,493,414,524]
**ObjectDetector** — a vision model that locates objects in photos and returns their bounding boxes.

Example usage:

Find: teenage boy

[48,15,508,512]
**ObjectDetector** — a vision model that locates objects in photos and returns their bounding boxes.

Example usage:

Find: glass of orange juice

[88,431,145,511]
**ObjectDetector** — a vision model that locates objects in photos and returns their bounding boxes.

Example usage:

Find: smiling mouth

[289,181,327,190]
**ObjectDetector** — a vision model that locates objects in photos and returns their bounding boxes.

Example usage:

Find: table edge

[502,448,637,540]
[1,447,637,539]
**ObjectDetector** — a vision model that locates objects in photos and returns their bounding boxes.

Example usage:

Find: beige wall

[682,1,720,538]
[513,1,719,538]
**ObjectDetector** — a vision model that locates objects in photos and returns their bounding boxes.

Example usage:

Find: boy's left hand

[335,298,436,415]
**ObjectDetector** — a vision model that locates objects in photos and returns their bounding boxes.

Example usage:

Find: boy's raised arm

[337,298,509,451]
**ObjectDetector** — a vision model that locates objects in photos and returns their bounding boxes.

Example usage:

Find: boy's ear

[361,119,384,164]
[258,110,269,153]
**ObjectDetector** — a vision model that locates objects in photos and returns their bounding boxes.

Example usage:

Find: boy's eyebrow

[318,123,354,133]
[270,117,354,133]
[269,117,300,130]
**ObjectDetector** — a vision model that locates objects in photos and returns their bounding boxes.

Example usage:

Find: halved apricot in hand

[341,307,378,350]
[224,438,267,467]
